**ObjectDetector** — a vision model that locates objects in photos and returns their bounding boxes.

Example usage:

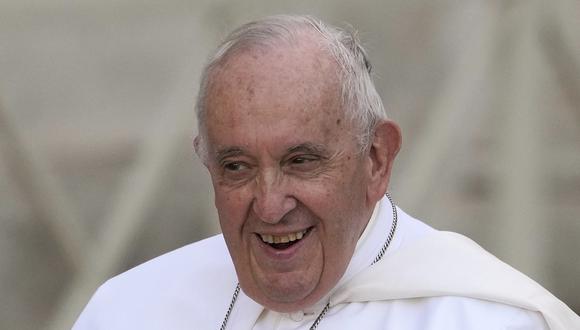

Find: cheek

[321,167,370,241]
[213,187,250,236]
[215,192,252,270]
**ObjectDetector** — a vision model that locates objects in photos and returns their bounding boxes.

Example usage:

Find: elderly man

[74,15,579,329]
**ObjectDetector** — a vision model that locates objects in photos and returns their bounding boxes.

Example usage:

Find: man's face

[200,41,377,312]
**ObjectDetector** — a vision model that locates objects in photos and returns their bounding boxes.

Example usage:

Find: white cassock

[74,196,580,329]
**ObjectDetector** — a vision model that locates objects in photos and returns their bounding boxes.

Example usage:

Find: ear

[193,135,207,165]
[366,120,402,202]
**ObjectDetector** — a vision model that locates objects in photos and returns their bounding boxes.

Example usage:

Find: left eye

[291,157,310,164]
[287,155,320,171]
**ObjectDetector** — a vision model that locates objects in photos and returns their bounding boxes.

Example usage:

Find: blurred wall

[0,1,578,329]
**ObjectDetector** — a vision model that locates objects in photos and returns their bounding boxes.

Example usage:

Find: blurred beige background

[0,1,578,329]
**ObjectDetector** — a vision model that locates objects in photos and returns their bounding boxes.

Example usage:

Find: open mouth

[258,227,312,250]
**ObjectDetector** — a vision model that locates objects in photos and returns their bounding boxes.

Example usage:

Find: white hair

[195,14,388,153]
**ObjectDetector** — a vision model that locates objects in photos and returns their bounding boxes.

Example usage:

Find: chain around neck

[219,193,398,330]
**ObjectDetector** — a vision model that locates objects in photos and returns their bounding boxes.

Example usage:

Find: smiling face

[198,38,389,312]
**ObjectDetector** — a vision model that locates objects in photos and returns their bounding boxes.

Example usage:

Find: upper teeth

[260,229,308,244]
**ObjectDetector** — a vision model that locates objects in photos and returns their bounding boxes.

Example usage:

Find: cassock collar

[303,196,397,314]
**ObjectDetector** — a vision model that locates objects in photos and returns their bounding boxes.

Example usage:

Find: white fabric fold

[330,231,580,330]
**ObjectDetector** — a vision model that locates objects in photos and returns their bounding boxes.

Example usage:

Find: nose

[252,170,297,223]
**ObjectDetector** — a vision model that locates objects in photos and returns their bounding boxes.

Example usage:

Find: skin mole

[246,85,255,99]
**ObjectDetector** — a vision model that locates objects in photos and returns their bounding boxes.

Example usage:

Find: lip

[254,227,314,261]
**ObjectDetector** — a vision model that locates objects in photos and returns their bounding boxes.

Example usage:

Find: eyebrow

[287,143,328,155]
[215,147,245,162]
[214,143,328,162]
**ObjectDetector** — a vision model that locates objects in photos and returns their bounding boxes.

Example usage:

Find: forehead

[209,38,339,110]
[203,39,350,154]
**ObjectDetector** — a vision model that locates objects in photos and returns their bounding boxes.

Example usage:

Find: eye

[224,161,247,172]
[287,155,320,171]
[218,160,253,182]
[291,157,310,164]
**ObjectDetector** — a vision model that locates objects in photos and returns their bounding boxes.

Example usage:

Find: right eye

[224,162,247,172]
[219,161,253,183]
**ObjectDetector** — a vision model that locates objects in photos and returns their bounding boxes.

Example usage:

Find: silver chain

[219,284,241,330]
[219,193,398,330]
[309,302,330,330]
[372,192,398,266]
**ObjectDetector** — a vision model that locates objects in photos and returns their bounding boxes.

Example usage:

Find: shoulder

[73,234,238,329]
[111,233,233,285]
[389,295,549,329]
[340,208,580,329]
[329,296,548,329]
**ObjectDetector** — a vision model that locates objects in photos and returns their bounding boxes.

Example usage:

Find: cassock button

[289,311,304,322]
